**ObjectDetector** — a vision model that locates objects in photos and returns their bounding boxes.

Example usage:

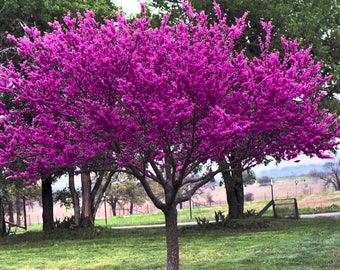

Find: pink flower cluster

[0,4,338,187]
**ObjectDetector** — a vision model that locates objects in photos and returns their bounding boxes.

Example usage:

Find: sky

[252,155,335,174]
[114,0,144,15]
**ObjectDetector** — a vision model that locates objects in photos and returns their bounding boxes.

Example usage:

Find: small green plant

[195,216,210,227]
[326,204,340,211]
[243,209,257,218]
[214,210,227,226]
[244,192,254,202]
[54,216,76,229]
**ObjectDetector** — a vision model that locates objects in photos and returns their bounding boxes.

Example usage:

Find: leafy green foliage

[53,187,81,210]
[195,216,210,227]
[54,215,76,229]
[214,210,227,226]
[0,0,118,62]
[243,170,256,186]
[106,173,148,215]
[257,176,272,186]
[244,192,254,202]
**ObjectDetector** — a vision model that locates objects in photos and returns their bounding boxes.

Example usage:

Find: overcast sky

[114,0,143,15]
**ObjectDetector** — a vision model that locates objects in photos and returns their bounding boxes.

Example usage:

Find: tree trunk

[225,180,244,218]
[15,196,21,226]
[81,172,94,228]
[226,184,238,218]
[0,197,6,236]
[129,200,133,215]
[220,159,244,219]
[164,205,179,270]
[235,170,245,215]
[91,171,115,224]
[111,199,118,216]
[68,170,81,226]
[7,200,14,223]
[42,176,54,231]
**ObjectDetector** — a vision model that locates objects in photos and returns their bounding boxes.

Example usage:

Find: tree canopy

[0,3,339,269]
[151,0,340,112]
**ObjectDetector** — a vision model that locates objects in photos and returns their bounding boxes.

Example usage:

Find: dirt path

[300,211,340,218]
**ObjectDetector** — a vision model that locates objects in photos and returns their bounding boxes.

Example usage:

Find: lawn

[0,218,339,269]
[24,201,340,231]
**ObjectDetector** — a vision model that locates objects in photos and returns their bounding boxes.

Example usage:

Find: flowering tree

[0,2,339,269]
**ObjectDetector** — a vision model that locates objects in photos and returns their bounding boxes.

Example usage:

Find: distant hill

[256,163,325,179]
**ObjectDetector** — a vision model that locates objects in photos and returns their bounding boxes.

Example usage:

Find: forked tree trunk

[91,171,115,224]
[81,172,94,228]
[68,170,81,226]
[42,176,54,231]
[164,205,179,270]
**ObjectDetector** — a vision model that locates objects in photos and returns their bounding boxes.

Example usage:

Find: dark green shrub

[244,193,254,202]
[195,216,210,227]
[54,216,76,229]
[243,209,257,217]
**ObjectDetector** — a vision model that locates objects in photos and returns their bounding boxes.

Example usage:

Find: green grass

[95,205,229,227]
[329,197,340,203]
[1,218,339,269]
[22,200,339,232]
[95,202,340,227]
[299,204,340,214]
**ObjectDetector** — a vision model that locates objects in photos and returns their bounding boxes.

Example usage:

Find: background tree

[0,170,40,227]
[243,169,256,186]
[314,161,340,191]
[106,173,147,216]
[0,0,118,62]
[0,3,338,270]
[53,187,81,211]
[257,176,272,187]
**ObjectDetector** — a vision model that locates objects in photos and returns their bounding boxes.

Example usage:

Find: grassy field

[0,218,339,270]
[22,199,340,231]
[95,200,340,227]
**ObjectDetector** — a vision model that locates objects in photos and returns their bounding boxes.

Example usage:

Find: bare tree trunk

[164,205,179,270]
[42,176,54,231]
[220,158,244,219]
[7,200,14,223]
[129,200,133,215]
[226,182,239,218]
[0,197,6,236]
[81,172,94,228]
[15,196,21,226]
[111,199,118,216]
[234,168,244,215]
[68,169,81,226]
